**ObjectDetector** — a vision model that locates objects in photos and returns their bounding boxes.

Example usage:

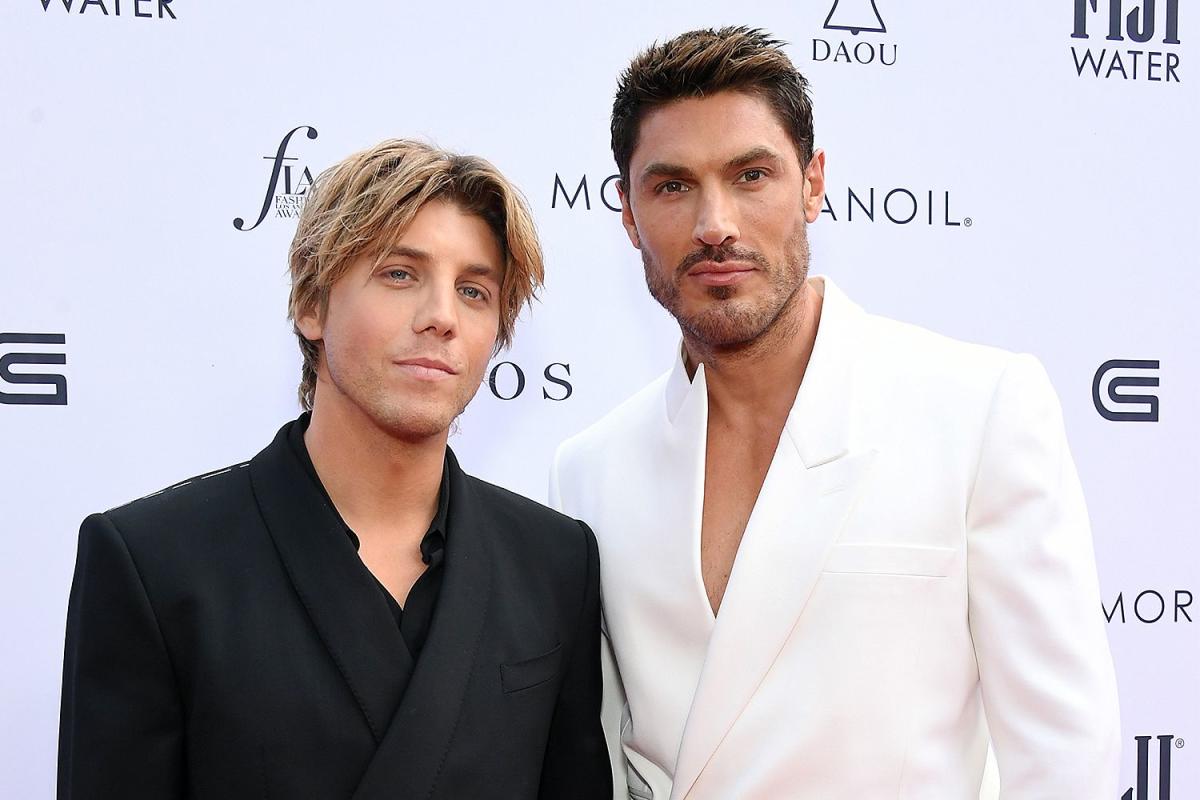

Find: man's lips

[687,260,756,286]
[393,357,458,380]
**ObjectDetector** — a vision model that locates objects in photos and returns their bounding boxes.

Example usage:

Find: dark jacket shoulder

[463,472,594,550]
[100,461,255,539]
[82,458,265,593]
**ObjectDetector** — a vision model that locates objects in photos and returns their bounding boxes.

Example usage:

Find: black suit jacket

[58,421,611,799]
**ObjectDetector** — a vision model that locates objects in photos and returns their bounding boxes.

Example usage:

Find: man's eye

[387,268,412,281]
[659,180,687,194]
[740,169,765,182]
[460,286,485,301]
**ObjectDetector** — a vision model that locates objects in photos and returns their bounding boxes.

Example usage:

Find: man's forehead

[373,202,504,269]
[631,91,798,171]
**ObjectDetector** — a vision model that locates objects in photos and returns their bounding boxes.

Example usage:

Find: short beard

[323,352,477,444]
[642,228,810,350]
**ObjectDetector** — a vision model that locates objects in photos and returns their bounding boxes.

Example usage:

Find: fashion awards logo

[1071,0,1181,81]
[1123,735,1183,800]
[1093,359,1159,421]
[233,126,319,232]
[486,362,573,401]
[812,0,897,67]
[37,0,177,18]
[0,333,67,406]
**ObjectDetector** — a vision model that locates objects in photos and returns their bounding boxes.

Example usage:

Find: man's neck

[303,393,445,542]
[684,277,824,427]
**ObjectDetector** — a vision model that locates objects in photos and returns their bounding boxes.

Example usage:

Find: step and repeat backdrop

[2,1,1196,797]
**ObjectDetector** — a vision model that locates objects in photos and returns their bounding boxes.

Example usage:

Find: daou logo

[233,125,319,232]
[1071,0,1181,82]
[1092,359,1159,421]
[0,333,67,406]
[812,0,896,67]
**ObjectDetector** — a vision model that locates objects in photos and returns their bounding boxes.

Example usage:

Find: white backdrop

[2,1,1196,797]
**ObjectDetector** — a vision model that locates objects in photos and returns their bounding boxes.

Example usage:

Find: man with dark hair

[59,139,611,799]
[553,27,1119,799]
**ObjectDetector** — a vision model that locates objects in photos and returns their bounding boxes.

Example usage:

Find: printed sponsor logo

[1071,0,1181,82]
[550,173,973,228]
[812,0,897,67]
[1093,359,1159,421]
[38,0,177,19]
[819,186,971,226]
[0,333,67,406]
[486,361,573,402]
[233,126,319,232]
[1123,734,1183,800]
[1103,590,1192,623]
[551,174,621,212]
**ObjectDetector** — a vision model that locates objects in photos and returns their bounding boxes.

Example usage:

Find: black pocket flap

[501,642,562,693]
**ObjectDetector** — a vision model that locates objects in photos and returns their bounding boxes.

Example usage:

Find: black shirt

[287,413,449,660]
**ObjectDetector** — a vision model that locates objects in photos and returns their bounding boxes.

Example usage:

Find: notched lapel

[351,449,493,800]
[671,445,877,800]
[249,423,413,744]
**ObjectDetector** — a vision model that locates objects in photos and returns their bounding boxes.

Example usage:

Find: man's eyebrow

[383,245,432,262]
[640,162,697,185]
[725,146,784,171]
[462,263,500,280]
[639,148,784,186]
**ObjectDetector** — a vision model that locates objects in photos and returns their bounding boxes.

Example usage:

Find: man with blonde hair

[59,139,611,799]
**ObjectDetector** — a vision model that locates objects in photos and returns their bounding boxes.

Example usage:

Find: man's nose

[412,282,458,338]
[693,189,739,247]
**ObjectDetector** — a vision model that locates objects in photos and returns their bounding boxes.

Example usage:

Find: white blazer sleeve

[551,444,632,800]
[966,353,1121,797]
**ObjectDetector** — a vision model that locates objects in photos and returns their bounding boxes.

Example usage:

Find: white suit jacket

[551,278,1120,799]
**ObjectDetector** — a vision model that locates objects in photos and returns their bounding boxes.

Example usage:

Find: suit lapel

[249,421,413,744]
[672,278,875,799]
[671,449,875,799]
[351,449,492,800]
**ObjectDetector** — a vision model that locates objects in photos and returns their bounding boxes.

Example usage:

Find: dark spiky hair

[611,26,814,184]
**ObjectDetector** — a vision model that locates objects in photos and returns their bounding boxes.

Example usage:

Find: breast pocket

[822,542,957,578]
[500,642,562,694]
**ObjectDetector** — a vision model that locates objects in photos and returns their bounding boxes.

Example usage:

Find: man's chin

[369,404,459,443]
[677,304,776,349]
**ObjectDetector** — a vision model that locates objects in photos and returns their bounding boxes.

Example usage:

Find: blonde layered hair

[287,139,544,410]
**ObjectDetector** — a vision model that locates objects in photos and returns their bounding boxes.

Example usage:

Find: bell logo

[1092,359,1159,422]
[813,0,897,67]
[1122,734,1180,800]
[824,0,886,36]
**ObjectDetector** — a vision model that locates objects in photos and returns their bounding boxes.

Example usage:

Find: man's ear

[617,179,641,249]
[802,148,827,224]
[295,300,324,343]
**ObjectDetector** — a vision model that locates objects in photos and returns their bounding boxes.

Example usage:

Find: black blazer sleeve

[59,513,185,800]
[538,521,612,800]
